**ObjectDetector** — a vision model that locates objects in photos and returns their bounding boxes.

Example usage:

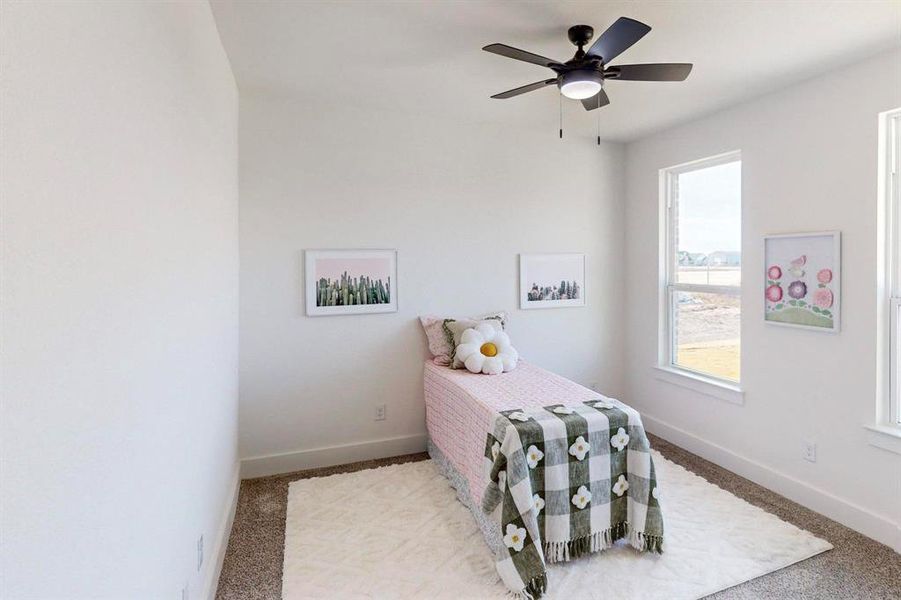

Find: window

[660,152,741,385]
[882,108,901,427]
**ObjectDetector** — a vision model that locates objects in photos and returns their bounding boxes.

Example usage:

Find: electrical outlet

[803,440,817,463]
[375,404,387,421]
[197,535,204,572]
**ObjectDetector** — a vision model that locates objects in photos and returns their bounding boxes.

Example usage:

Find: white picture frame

[304,249,397,316]
[519,253,586,310]
[763,231,840,333]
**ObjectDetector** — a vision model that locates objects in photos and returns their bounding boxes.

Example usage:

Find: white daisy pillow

[454,324,518,375]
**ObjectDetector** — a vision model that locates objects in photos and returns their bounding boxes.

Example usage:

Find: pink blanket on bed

[424,360,600,506]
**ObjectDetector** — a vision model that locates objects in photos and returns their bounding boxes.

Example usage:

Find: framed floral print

[764,232,840,332]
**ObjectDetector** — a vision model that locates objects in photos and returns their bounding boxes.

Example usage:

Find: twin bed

[424,360,663,599]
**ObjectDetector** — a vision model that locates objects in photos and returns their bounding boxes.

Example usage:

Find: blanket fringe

[629,529,664,554]
[508,524,662,599]
[542,522,663,565]
[510,573,547,600]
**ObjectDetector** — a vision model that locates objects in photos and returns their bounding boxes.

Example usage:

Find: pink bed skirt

[424,360,600,507]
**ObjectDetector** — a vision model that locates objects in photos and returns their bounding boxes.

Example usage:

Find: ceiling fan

[483,17,692,119]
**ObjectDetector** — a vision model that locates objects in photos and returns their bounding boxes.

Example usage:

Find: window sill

[865,424,901,455]
[653,365,745,405]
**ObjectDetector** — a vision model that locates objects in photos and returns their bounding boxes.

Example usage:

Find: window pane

[895,299,901,424]
[675,161,741,286]
[894,115,901,297]
[672,291,740,382]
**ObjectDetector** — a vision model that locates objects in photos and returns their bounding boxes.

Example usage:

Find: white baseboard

[240,433,428,479]
[202,463,241,600]
[643,414,901,554]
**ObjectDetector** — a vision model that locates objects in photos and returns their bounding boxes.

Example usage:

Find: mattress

[424,360,601,507]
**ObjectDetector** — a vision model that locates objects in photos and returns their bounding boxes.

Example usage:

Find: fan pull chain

[597,93,601,146]
[559,93,563,139]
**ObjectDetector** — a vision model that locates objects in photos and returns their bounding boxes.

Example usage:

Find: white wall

[238,91,625,473]
[1,2,239,598]
[624,49,901,550]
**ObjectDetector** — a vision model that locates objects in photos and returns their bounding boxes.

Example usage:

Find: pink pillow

[419,312,507,366]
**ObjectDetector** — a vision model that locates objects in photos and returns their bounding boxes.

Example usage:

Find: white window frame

[873,108,901,452]
[657,150,742,400]
[886,110,901,427]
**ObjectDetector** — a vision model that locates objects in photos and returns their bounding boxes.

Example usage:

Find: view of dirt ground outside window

[668,157,741,383]
[673,288,740,382]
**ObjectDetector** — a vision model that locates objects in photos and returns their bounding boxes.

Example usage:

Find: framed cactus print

[764,232,840,332]
[305,249,397,316]
[519,253,586,309]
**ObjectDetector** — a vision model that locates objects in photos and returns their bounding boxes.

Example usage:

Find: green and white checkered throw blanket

[482,398,664,599]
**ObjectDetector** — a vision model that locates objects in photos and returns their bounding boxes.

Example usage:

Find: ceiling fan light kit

[483,17,693,144]
[559,69,603,100]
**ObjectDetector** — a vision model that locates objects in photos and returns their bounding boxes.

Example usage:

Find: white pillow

[454,324,519,375]
[443,314,507,368]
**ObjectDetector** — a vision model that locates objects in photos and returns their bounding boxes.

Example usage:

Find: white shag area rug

[282,452,832,599]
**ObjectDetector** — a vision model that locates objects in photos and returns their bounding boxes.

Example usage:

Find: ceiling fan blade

[581,89,610,111]
[586,17,651,63]
[491,79,557,99]
[482,43,563,68]
[605,63,693,81]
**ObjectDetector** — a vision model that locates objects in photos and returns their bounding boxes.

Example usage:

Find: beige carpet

[281,452,832,599]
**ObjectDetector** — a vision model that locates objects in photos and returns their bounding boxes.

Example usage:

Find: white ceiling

[210,0,901,142]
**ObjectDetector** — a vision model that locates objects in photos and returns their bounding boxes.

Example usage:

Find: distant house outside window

[660,152,742,384]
